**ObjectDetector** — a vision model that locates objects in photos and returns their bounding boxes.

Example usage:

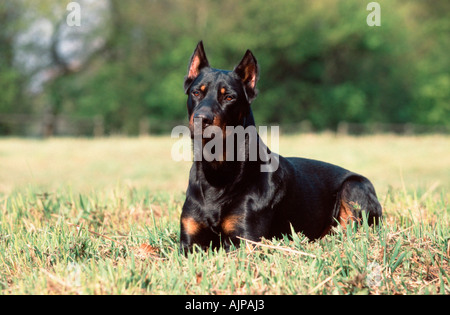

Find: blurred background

[0,0,449,137]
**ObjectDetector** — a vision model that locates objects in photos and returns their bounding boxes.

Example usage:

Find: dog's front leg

[180,203,220,254]
[220,210,272,251]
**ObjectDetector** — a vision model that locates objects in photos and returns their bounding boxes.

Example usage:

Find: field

[0,134,449,295]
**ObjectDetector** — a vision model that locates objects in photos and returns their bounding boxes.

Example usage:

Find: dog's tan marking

[182,217,203,236]
[200,85,206,91]
[320,198,360,238]
[338,199,357,228]
[221,214,242,235]
[220,87,226,94]
[188,56,201,79]
[242,65,257,89]
[212,116,222,128]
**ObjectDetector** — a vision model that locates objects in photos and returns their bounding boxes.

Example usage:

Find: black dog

[180,41,382,252]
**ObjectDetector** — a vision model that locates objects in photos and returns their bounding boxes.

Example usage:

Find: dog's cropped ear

[234,50,259,102]
[184,41,210,94]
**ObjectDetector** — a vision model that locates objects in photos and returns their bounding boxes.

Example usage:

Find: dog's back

[269,157,382,240]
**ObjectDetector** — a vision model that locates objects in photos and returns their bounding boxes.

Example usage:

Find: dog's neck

[194,110,265,187]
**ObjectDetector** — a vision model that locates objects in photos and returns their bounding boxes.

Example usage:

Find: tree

[1,0,448,135]
[0,1,26,134]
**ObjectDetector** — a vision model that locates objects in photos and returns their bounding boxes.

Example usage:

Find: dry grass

[0,134,448,294]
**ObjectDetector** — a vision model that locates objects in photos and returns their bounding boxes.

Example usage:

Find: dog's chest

[200,188,247,235]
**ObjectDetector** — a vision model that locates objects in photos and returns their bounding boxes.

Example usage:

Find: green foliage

[0,0,449,134]
[0,1,27,134]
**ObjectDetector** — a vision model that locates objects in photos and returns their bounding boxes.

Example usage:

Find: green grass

[0,134,449,294]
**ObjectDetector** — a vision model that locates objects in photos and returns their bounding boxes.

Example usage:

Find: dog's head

[184,41,259,137]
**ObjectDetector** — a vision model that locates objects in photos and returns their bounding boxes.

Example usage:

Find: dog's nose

[194,112,214,126]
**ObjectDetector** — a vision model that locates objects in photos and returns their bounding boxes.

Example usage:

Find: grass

[0,134,449,294]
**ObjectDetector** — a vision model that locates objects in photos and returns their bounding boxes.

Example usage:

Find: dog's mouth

[189,118,225,163]
[189,120,209,140]
[189,115,222,139]
[189,124,219,146]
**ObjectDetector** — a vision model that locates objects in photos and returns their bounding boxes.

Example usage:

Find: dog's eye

[225,95,234,102]
[192,91,200,97]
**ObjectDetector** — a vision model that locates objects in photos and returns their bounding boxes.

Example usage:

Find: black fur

[180,41,382,252]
